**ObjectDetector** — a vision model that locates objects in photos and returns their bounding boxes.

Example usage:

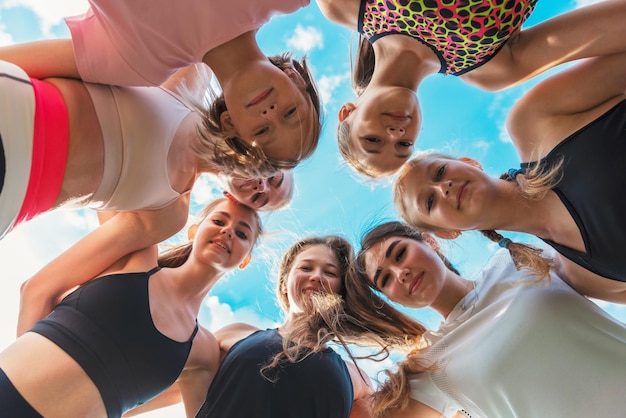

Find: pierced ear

[433,230,461,240]
[238,254,252,270]
[459,156,483,170]
[219,111,236,133]
[187,224,199,241]
[338,103,356,122]
[284,68,306,88]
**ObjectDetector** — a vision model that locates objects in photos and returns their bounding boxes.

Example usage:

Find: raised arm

[17,193,190,335]
[467,0,626,91]
[314,0,362,30]
[507,51,626,160]
[0,39,80,79]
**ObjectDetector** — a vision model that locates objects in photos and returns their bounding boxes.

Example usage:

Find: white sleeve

[408,373,460,418]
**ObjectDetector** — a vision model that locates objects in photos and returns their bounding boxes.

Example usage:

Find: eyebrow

[258,196,270,209]
[372,239,399,287]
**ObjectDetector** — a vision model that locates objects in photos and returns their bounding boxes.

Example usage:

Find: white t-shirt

[66,0,309,85]
[409,249,626,417]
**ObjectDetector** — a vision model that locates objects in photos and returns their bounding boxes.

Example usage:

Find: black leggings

[0,368,43,417]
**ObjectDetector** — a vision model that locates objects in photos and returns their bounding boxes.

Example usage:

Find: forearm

[0,39,80,79]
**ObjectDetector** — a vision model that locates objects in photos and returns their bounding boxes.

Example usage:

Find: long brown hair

[353,221,460,417]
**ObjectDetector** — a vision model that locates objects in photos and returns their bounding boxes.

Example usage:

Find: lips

[211,239,231,253]
[246,88,272,107]
[409,273,423,294]
[456,181,469,209]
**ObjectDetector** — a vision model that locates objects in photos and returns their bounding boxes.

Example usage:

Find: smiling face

[281,244,344,314]
[396,156,497,233]
[339,86,421,177]
[192,200,260,272]
[220,62,316,163]
[226,171,294,210]
[362,236,447,308]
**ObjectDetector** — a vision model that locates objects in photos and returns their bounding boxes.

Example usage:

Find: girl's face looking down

[192,200,260,272]
[221,63,315,163]
[339,86,420,177]
[283,244,344,314]
[362,236,447,309]
[227,171,293,210]
[396,156,495,234]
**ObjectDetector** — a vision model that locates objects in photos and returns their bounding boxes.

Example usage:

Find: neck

[167,262,224,308]
[431,271,474,319]
[479,180,559,240]
[370,36,439,90]
[202,31,266,85]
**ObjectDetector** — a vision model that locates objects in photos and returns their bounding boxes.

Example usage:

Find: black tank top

[195,328,353,418]
[519,100,626,281]
[30,267,198,417]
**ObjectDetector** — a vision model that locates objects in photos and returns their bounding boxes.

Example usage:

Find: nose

[391,265,410,283]
[221,225,233,239]
[386,126,406,138]
[260,103,279,120]
[433,180,452,197]
[309,267,323,282]
[252,178,269,192]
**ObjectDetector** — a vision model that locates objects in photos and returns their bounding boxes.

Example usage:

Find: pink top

[66,0,309,86]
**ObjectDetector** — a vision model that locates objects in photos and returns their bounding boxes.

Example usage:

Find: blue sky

[0,1,623,416]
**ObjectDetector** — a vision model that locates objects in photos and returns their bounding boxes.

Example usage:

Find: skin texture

[316,0,626,177]
[226,170,294,210]
[6,200,259,417]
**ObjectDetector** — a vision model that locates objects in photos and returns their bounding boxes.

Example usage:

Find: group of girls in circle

[1,0,626,417]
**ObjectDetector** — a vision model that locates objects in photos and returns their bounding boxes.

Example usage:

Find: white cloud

[0,21,13,46]
[1,0,88,36]
[286,24,323,53]
[316,72,350,105]
[201,295,279,332]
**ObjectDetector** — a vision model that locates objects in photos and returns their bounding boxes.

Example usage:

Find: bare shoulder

[344,360,373,399]
[214,323,260,353]
[185,326,220,372]
[314,0,361,29]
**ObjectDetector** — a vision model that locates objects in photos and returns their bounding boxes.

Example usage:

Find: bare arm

[0,39,80,79]
[314,0,362,30]
[507,51,626,160]
[16,194,190,335]
[467,0,626,91]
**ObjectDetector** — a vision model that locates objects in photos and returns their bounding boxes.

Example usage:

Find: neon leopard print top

[358,0,538,76]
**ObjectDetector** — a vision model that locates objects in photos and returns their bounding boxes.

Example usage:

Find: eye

[284,107,297,118]
[235,230,248,240]
[324,270,338,277]
[379,272,390,288]
[299,265,312,271]
[435,164,446,181]
[395,247,406,262]
[251,193,262,203]
[255,127,269,136]
[364,137,381,143]
[427,193,435,213]
[212,219,225,226]
[398,141,413,148]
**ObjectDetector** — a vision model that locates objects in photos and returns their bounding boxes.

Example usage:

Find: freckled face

[193,201,259,271]
[363,236,446,308]
[283,245,343,313]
